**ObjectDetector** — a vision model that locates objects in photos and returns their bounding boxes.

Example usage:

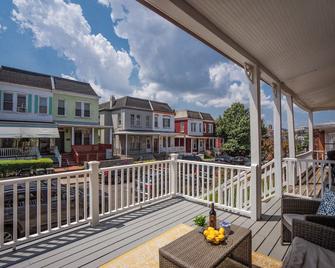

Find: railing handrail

[100,159,172,171]
[0,169,92,185]
[284,157,335,165]
[176,159,251,170]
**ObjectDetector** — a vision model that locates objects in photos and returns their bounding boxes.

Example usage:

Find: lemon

[207,227,214,231]
[218,234,224,241]
[203,230,209,236]
[219,228,225,235]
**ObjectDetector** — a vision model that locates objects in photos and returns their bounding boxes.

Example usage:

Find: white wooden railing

[0,147,40,159]
[3,154,330,250]
[99,160,172,217]
[176,160,251,216]
[283,158,335,199]
[0,169,91,250]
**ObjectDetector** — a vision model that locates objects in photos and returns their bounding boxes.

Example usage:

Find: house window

[163,117,171,128]
[84,103,90,117]
[163,137,166,147]
[3,92,13,111]
[130,114,135,127]
[57,99,65,115]
[191,123,196,132]
[180,122,184,132]
[146,115,150,128]
[75,102,82,117]
[17,94,26,113]
[39,97,47,114]
[136,115,141,127]
[199,123,202,132]
[167,137,171,147]
[204,124,207,133]
[209,124,213,133]
[117,113,122,126]
[154,115,159,128]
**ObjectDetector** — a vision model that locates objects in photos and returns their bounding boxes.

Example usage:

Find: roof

[175,110,214,121]
[140,0,335,111]
[53,77,98,96]
[200,112,214,121]
[101,96,173,113]
[0,66,52,89]
[0,66,98,97]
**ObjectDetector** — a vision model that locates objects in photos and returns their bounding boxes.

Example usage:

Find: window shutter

[48,97,52,115]
[28,94,32,112]
[34,95,39,113]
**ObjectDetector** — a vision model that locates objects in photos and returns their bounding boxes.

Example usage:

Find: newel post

[88,161,100,227]
[170,153,178,197]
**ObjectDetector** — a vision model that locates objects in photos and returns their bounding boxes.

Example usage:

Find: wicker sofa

[283,219,335,268]
[281,196,335,244]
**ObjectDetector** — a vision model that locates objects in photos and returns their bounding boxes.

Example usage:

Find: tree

[216,102,267,156]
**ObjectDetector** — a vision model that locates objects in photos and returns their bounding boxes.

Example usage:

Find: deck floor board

[0,197,285,268]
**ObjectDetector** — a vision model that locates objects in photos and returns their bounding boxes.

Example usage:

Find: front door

[146,137,152,153]
[74,130,82,145]
[153,138,159,153]
[56,131,65,153]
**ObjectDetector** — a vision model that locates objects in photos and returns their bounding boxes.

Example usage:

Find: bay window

[17,94,26,113]
[39,97,47,114]
[3,92,13,111]
[84,103,90,117]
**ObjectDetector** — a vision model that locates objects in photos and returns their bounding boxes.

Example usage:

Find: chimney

[109,95,116,108]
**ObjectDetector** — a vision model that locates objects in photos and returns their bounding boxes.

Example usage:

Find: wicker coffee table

[159,224,252,268]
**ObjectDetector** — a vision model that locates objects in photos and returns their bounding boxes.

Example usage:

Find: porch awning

[0,123,59,138]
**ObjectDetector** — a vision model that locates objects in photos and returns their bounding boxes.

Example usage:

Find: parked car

[177,154,203,162]
[215,155,233,164]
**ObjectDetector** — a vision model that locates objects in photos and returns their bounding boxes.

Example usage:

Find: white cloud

[12,0,133,97]
[0,23,7,33]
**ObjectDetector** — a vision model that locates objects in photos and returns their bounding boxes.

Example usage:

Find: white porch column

[308,111,314,152]
[246,63,262,221]
[91,128,95,144]
[125,134,128,158]
[184,136,186,153]
[109,128,113,144]
[273,83,282,197]
[71,127,75,145]
[286,95,296,158]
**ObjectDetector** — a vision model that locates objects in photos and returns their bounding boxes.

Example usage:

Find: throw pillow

[317,189,335,216]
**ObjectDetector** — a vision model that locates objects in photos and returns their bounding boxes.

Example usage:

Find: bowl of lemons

[203,226,225,245]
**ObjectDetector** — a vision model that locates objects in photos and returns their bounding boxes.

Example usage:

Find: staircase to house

[61,153,77,167]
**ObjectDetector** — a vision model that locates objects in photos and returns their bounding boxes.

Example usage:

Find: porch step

[61,153,77,167]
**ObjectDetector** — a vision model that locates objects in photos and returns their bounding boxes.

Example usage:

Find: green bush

[0,158,53,177]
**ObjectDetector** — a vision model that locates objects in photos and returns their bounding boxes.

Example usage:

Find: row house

[100,96,179,158]
[175,110,222,153]
[0,66,109,165]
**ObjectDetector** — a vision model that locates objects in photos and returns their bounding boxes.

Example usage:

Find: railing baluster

[224,168,228,206]
[178,162,181,194]
[115,169,119,210]
[0,184,3,246]
[236,170,241,209]
[183,163,186,195]
[201,164,204,200]
[121,168,124,209]
[196,164,200,198]
[66,176,70,226]
[137,166,141,204]
[25,181,30,238]
[142,166,145,203]
[187,163,190,196]
[108,170,112,212]
[212,167,215,202]
[160,163,163,197]
[13,183,18,243]
[101,171,105,214]
[321,162,324,197]
[192,164,195,197]
[47,178,51,231]
[151,164,155,200]
[75,176,79,223]
[207,164,210,202]
[126,168,130,207]
[37,180,41,234]
[132,167,135,205]
[84,173,87,220]
[298,161,302,196]
[165,162,168,196]
[57,177,61,228]
[306,161,309,197]
[313,161,316,198]
[230,169,234,208]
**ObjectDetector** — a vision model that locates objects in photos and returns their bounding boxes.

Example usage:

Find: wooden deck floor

[0,197,288,268]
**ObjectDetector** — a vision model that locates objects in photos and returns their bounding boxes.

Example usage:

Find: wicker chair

[281,196,335,244]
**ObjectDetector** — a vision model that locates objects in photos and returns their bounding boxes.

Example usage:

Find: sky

[0,0,334,128]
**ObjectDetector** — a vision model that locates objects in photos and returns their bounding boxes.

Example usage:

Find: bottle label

[209,215,216,229]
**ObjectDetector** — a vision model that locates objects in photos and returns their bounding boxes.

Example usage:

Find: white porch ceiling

[139,0,335,111]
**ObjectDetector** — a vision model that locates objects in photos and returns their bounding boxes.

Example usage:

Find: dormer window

[154,115,159,128]
[163,116,171,128]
